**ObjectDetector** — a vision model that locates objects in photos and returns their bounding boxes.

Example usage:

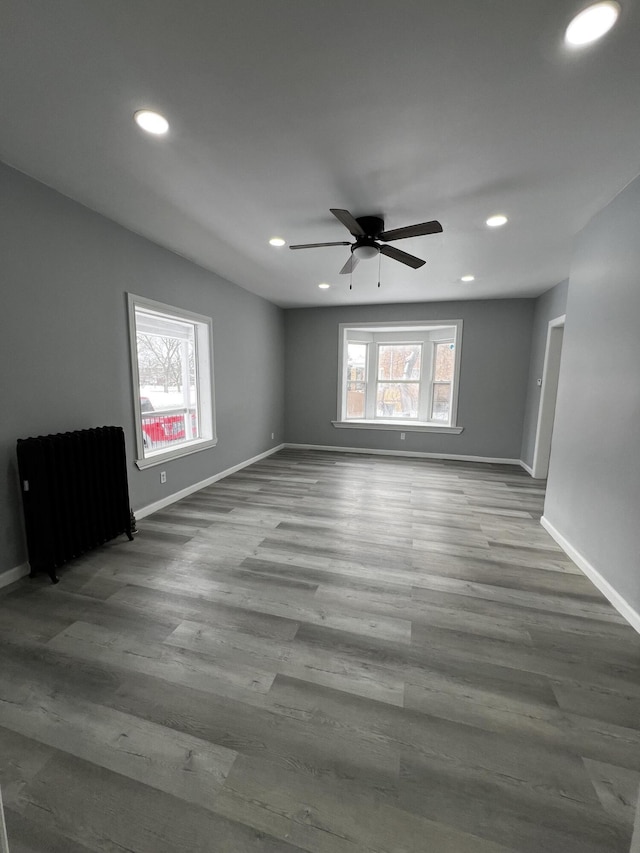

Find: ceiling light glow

[565,2,620,46]
[318,283,331,289]
[486,215,508,228]
[269,237,285,247]
[352,245,380,260]
[461,275,475,282]
[134,110,169,135]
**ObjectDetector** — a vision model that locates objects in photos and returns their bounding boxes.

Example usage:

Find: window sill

[135,437,218,469]
[332,420,463,434]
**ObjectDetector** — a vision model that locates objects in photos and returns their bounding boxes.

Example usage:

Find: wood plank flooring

[1,448,639,852]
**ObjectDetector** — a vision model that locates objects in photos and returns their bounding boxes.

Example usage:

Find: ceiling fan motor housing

[355,216,384,238]
[351,216,384,259]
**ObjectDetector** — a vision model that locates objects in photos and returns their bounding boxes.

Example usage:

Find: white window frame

[430,339,455,422]
[334,320,464,434]
[127,294,217,469]
[345,340,369,419]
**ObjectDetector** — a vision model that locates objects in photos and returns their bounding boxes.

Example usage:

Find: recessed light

[461,275,475,282]
[318,283,331,289]
[486,214,508,228]
[269,237,286,247]
[134,110,169,135]
[565,2,620,46]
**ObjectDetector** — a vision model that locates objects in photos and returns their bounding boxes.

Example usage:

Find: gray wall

[520,280,569,469]
[0,162,285,580]
[284,300,534,459]
[544,173,640,616]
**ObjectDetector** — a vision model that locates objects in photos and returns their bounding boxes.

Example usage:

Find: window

[377,343,422,419]
[346,342,367,418]
[335,321,463,433]
[431,341,456,422]
[127,294,217,468]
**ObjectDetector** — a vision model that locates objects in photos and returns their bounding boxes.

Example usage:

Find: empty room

[1,2,639,852]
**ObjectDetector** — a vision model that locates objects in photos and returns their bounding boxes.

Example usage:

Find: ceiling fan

[290,208,443,274]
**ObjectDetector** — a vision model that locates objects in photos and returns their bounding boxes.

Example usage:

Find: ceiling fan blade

[380,244,426,269]
[330,209,366,237]
[289,241,352,249]
[379,220,443,242]
[339,254,359,275]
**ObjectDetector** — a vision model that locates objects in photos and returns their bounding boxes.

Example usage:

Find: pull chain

[377,252,381,288]
[349,263,353,290]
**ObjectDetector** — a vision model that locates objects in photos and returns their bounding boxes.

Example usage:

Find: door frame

[532,314,566,480]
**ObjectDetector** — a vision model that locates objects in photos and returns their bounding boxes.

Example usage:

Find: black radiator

[17,426,134,584]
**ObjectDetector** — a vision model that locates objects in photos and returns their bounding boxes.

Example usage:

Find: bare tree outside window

[137,335,185,393]
[376,344,421,418]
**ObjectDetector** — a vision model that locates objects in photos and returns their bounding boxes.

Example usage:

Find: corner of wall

[0,562,30,591]
[541,515,640,635]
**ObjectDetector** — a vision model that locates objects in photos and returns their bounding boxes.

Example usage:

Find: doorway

[532,314,565,480]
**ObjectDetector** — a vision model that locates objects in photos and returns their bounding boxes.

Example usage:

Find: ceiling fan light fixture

[134,109,169,135]
[352,244,380,260]
[293,209,438,274]
[565,2,620,46]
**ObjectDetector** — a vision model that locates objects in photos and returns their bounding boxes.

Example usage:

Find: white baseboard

[541,515,640,634]
[519,459,536,477]
[284,443,521,467]
[135,444,285,519]
[0,562,30,590]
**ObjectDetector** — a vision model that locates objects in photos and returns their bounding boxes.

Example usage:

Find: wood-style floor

[1,448,639,853]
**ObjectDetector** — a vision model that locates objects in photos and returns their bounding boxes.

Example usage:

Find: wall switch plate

[160,471,167,484]
[537,378,543,386]
[271,433,274,440]
[400,433,406,440]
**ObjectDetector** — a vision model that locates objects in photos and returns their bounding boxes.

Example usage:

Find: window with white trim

[127,294,217,468]
[336,321,463,433]
[431,341,456,421]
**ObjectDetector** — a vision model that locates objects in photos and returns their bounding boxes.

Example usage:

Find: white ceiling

[2,1,640,308]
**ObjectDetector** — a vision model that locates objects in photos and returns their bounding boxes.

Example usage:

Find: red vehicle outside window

[140,397,197,448]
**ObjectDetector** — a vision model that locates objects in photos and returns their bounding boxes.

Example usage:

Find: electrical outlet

[160,471,167,484]
[400,433,406,440]
[271,433,274,440]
